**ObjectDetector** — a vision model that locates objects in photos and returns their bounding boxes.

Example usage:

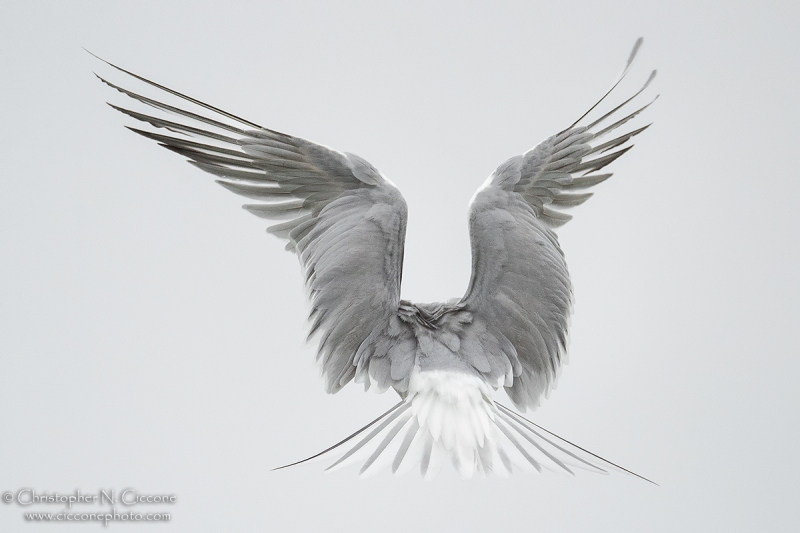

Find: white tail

[275,371,654,483]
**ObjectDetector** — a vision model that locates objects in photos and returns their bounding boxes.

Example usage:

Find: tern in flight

[92,38,656,481]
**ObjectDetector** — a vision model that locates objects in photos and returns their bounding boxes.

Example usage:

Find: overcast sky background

[1,1,798,531]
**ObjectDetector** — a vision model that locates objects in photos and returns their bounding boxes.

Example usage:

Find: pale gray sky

[1,1,799,531]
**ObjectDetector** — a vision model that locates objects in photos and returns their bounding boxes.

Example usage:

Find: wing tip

[627,37,644,68]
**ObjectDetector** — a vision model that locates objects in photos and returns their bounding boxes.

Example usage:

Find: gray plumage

[92,39,656,481]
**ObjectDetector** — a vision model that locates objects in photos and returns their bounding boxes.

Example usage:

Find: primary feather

[93,39,656,481]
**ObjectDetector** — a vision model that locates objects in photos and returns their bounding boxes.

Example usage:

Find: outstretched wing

[94,57,408,393]
[461,39,657,411]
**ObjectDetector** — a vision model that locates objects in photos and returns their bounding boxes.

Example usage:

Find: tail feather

[392,418,420,474]
[271,401,405,471]
[493,415,543,473]
[495,409,575,474]
[496,444,513,476]
[273,373,655,483]
[325,402,411,472]
[497,403,657,484]
[419,431,435,478]
[359,411,413,476]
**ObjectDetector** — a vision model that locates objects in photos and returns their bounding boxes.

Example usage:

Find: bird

[92,38,656,481]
